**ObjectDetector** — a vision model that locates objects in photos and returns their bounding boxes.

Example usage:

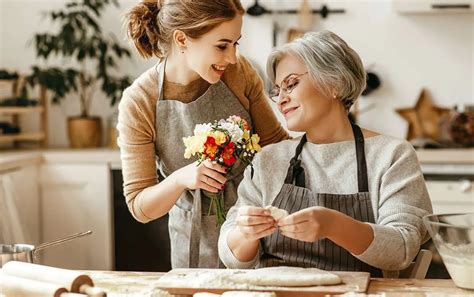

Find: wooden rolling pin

[0,274,75,297]
[1,261,106,297]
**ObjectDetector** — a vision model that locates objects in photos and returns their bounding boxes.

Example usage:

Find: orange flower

[221,142,237,166]
[204,136,218,160]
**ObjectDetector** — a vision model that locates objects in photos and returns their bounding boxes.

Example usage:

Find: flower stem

[210,190,226,226]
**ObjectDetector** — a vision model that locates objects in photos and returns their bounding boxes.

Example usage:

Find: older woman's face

[274,54,334,132]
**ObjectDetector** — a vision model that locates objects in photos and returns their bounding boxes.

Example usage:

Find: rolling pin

[0,274,68,297]
[1,261,106,297]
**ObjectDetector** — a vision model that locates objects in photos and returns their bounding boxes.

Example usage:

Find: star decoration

[396,89,451,140]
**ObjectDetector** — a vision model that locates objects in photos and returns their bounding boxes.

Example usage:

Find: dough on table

[231,266,341,287]
[194,292,276,297]
[265,206,289,221]
[222,291,276,297]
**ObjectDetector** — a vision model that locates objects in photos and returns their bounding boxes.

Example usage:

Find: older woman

[218,30,432,276]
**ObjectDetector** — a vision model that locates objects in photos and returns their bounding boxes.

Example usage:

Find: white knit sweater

[218,135,433,273]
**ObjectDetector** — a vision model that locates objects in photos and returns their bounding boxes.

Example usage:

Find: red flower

[221,142,237,166]
[204,136,218,160]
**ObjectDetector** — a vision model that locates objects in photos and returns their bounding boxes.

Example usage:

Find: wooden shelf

[0,132,45,142]
[0,107,44,114]
[0,79,19,84]
[0,77,47,148]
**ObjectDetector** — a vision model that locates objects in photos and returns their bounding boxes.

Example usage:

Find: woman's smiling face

[184,15,243,84]
[273,53,335,132]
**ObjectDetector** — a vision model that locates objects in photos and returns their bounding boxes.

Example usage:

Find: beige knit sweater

[117,55,289,222]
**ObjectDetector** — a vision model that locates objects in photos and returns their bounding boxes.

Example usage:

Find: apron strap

[189,189,202,268]
[284,134,307,187]
[156,59,166,101]
[284,123,369,192]
[350,122,369,193]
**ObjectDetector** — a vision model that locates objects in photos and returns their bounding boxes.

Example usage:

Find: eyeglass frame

[268,71,309,103]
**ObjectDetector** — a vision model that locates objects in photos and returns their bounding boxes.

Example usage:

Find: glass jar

[449,104,474,147]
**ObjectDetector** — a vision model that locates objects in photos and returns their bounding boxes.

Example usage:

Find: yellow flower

[251,134,262,152]
[246,134,261,152]
[243,130,250,141]
[183,135,206,158]
[211,131,227,145]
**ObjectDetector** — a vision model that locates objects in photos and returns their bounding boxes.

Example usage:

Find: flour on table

[222,291,276,297]
[265,206,288,221]
[231,266,341,287]
[158,267,340,290]
[194,292,276,297]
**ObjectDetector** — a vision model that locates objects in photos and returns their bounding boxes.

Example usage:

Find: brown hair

[126,0,245,59]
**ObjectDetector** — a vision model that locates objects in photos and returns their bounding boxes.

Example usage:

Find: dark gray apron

[154,60,251,268]
[260,123,382,277]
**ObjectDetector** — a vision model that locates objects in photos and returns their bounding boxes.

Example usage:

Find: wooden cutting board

[155,268,370,296]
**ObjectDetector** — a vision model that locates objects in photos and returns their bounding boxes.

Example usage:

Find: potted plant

[27,0,132,148]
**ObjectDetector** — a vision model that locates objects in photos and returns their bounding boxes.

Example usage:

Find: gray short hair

[266,30,366,110]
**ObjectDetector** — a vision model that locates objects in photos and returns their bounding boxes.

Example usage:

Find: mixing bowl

[423,213,474,290]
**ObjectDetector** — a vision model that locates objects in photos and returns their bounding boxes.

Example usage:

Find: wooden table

[85,271,474,296]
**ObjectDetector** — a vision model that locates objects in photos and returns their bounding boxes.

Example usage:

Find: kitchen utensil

[0,230,92,267]
[155,268,370,296]
[423,213,474,289]
[2,261,106,297]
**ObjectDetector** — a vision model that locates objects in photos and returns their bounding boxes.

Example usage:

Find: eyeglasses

[269,72,308,103]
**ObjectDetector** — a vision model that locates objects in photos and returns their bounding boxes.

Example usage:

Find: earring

[180,47,186,53]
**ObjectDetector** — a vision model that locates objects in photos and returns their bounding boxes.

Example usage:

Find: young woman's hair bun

[126,0,244,59]
[126,0,163,58]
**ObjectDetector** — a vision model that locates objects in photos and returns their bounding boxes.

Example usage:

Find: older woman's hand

[235,206,277,241]
[277,207,336,242]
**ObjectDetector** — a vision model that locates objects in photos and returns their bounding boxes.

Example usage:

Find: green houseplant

[27,0,132,147]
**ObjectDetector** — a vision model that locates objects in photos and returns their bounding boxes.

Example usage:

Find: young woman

[219,30,433,277]
[118,0,288,269]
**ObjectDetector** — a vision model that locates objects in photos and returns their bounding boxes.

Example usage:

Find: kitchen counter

[84,271,473,296]
[1,148,473,173]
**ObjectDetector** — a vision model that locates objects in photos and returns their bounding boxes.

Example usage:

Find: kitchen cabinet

[38,163,113,270]
[393,0,473,14]
[0,165,40,245]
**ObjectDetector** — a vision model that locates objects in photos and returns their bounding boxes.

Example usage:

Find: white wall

[0,0,473,147]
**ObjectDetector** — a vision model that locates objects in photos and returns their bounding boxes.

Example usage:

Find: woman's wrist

[168,169,187,191]
[326,210,374,255]
[227,227,259,262]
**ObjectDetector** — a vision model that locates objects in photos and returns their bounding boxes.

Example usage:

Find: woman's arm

[219,157,276,268]
[353,143,433,270]
[137,161,227,220]
[278,207,374,255]
[118,81,227,222]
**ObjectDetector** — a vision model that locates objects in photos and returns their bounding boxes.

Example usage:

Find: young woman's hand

[235,206,277,242]
[277,207,336,242]
[175,160,227,193]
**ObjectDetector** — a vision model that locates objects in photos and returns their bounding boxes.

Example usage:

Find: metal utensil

[0,230,92,267]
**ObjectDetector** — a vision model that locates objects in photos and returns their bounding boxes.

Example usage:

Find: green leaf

[27,0,132,113]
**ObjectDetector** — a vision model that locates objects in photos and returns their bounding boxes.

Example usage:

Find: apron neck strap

[156,59,166,101]
[350,122,369,192]
[284,134,307,187]
[284,123,369,192]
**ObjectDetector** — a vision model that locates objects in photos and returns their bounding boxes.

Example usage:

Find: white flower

[193,123,212,136]
[219,121,244,142]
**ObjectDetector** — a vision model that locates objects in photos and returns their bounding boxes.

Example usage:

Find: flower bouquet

[183,115,262,225]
